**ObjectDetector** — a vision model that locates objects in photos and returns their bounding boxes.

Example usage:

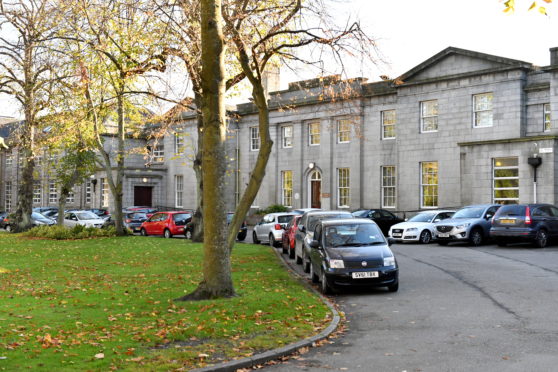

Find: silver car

[253,212,296,247]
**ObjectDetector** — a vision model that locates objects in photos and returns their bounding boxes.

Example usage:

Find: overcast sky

[1,0,558,118]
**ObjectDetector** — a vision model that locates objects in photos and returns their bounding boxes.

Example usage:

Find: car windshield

[453,207,485,219]
[351,210,370,217]
[278,215,294,224]
[408,212,437,223]
[308,213,352,232]
[173,213,192,225]
[130,213,147,219]
[32,212,51,222]
[325,224,385,247]
[76,212,100,220]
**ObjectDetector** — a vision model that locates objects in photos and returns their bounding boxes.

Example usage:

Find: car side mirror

[387,238,395,246]
[309,240,320,249]
[486,214,493,220]
[298,225,306,233]
[433,218,440,223]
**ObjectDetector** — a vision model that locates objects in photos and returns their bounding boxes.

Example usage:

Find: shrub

[23,224,119,240]
[257,204,289,215]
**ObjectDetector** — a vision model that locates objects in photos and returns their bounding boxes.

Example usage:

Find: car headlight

[328,259,345,269]
[384,256,396,267]
[406,227,417,232]
[456,223,470,230]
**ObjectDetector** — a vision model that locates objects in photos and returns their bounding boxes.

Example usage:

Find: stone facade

[2,46,558,214]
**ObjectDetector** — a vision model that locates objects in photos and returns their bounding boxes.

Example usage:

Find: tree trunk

[14,125,35,232]
[57,189,68,226]
[176,0,234,301]
[191,93,204,242]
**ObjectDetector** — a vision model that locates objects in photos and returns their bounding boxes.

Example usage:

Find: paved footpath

[264,242,558,372]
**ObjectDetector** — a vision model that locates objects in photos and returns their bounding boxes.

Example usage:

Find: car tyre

[252,231,260,244]
[237,231,247,241]
[469,228,483,247]
[419,230,432,244]
[164,229,172,239]
[282,240,288,254]
[310,262,319,283]
[5,225,11,232]
[289,248,295,259]
[533,229,548,248]
[387,282,399,292]
[185,229,192,240]
[295,252,302,265]
[320,269,333,295]
[140,228,148,236]
[269,234,277,248]
[303,256,310,273]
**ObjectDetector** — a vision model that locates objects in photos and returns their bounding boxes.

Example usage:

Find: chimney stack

[550,47,558,66]
[262,65,281,100]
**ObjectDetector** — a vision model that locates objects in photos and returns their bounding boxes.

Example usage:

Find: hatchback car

[4,212,56,231]
[389,210,455,244]
[64,211,105,228]
[352,209,404,236]
[435,204,500,246]
[282,215,302,258]
[308,219,399,294]
[140,211,192,238]
[490,203,558,248]
[184,212,247,241]
[295,210,354,273]
[124,212,149,233]
[252,212,296,247]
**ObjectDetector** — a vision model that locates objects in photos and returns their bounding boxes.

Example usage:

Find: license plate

[438,233,449,238]
[352,271,379,279]
[392,233,402,237]
[500,219,515,224]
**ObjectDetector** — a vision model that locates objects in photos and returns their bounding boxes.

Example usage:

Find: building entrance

[134,186,153,207]
[309,170,322,208]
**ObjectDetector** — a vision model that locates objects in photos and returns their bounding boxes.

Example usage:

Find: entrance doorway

[309,170,322,208]
[134,186,153,207]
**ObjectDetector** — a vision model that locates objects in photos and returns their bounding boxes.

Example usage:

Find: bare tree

[0,0,64,231]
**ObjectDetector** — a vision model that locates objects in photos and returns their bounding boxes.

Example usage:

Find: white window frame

[101,178,109,208]
[85,181,92,204]
[381,110,396,139]
[420,162,438,208]
[152,143,165,163]
[66,189,75,204]
[5,152,12,166]
[281,170,293,207]
[493,157,519,204]
[175,175,184,208]
[174,132,185,155]
[5,181,11,211]
[250,127,260,151]
[33,182,42,205]
[308,122,320,146]
[281,125,293,148]
[49,181,58,203]
[337,168,350,208]
[544,103,551,132]
[381,166,397,208]
[473,93,493,128]
[420,100,438,133]
[337,119,351,144]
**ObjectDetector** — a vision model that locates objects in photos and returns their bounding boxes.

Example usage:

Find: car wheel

[387,282,399,292]
[295,253,302,265]
[419,230,432,244]
[164,229,172,239]
[533,229,548,248]
[469,228,483,247]
[237,231,246,241]
[496,239,507,247]
[5,225,11,232]
[310,262,319,283]
[320,269,332,295]
[269,234,276,247]
[252,231,260,244]
[282,239,288,254]
[185,229,192,240]
[289,248,295,259]
[140,228,148,236]
[438,241,449,246]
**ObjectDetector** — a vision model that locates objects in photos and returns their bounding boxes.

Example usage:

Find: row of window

[3,181,92,211]
[276,157,519,209]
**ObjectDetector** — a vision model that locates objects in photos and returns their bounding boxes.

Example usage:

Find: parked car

[291,208,321,215]
[252,212,296,247]
[295,210,354,273]
[33,207,58,215]
[308,218,399,294]
[282,215,302,258]
[184,212,247,241]
[351,209,405,236]
[41,209,59,219]
[0,211,8,229]
[490,203,558,248]
[389,210,455,244]
[434,204,501,246]
[3,212,56,231]
[140,211,192,238]
[63,211,106,228]
[124,212,149,233]
[87,208,111,220]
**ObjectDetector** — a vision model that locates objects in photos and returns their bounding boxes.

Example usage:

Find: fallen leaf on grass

[94,353,104,359]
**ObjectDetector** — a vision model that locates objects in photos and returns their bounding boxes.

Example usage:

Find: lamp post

[528,155,542,203]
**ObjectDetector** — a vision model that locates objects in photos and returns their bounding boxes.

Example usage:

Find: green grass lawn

[0,233,330,371]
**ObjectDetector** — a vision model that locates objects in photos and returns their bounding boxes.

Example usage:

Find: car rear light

[274,224,282,230]
[125,219,131,223]
[525,206,531,225]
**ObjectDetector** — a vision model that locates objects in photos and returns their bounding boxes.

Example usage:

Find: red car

[282,215,301,259]
[139,211,192,238]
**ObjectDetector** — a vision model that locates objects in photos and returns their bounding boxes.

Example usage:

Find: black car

[351,209,404,236]
[184,212,247,241]
[308,218,399,294]
[124,212,149,233]
[490,203,558,248]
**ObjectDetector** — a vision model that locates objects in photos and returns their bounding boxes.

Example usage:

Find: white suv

[253,213,296,247]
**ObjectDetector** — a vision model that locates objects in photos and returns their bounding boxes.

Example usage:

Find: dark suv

[490,204,558,248]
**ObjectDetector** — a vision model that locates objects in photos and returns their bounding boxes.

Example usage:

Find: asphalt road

[259,237,558,372]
